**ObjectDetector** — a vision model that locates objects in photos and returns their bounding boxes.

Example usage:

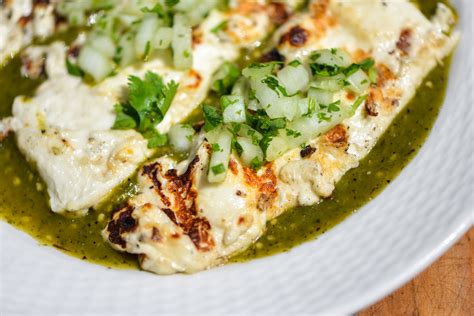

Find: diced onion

[231,77,248,96]
[311,73,345,91]
[88,33,116,58]
[208,129,232,183]
[172,14,193,70]
[277,64,310,95]
[237,137,264,166]
[235,124,262,143]
[169,124,196,152]
[346,68,370,93]
[311,49,352,68]
[135,15,160,58]
[118,36,135,68]
[242,64,276,80]
[247,99,260,111]
[222,95,246,123]
[266,136,289,161]
[77,45,113,82]
[308,88,333,105]
[153,27,173,49]
[254,81,280,115]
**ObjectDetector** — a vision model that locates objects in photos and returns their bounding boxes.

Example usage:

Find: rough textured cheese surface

[103,0,458,274]
[7,1,283,213]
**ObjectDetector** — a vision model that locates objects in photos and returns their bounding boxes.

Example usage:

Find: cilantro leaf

[202,104,223,131]
[143,130,168,148]
[112,104,138,129]
[211,62,240,95]
[112,71,178,148]
[250,156,263,170]
[211,20,228,34]
[211,163,226,175]
[127,71,178,132]
[261,75,288,97]
[165,0,180,7]
[66,58,84,77]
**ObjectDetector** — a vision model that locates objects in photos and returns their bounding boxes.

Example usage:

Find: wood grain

[358,227,473,316]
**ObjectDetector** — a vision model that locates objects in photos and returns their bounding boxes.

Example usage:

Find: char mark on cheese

[106,203,137,248]
[141,155,215,251]
[279,25,308,47]
[260,48,286,63]
[310,0,330,19]
[267,2,289,25]
[324,124,349,149]
[365,91,379,117]
[396,28,413,55]
[300,145,317,158]
[244,166,278,212]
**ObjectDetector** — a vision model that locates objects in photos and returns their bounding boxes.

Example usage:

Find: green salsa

[0,0,455,270]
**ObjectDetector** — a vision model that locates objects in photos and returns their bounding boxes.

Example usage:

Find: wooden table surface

[358,227,473,316]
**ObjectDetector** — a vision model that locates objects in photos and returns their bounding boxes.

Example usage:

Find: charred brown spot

[186,69,202,89]
[325,124,348,148]
[67,45,81,58]
[267,2,289,25]
[142,163,171,207]
[346,91,356,101]
[260,48,286,63]
[310,0,329,19]
[236,190,246,197]
[365,91,379,116]
[280,26,308,47]
[244,166,278,212]
[106,204,136,248]
[148,155,215,251]
[377,64,396,87]
[396,28,412,55]
[33,0,49,7]
[188,217,214,251]
[18,15,32,27]
[170,232,181,239]
[192,26,203,46]
[229,159,238,175]
[237,216,246,225]
[300,145,317,158]
[151,227,162,241]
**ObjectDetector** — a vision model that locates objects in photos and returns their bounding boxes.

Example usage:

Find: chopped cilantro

[232,138,243,156]
[288,59,302,67]
[211,62,240,95]
[286,129,302,138]
[250,156,263,170]
[352,94,367,111]
[211,163,226,175]
[211,143,222,152]
[143,41,151,60]
[327,100,341,113]
[261,75,288,97]
[211,20,228,34]
[165,0,180,7]
[65,58,84,77]
[202,104,223,131]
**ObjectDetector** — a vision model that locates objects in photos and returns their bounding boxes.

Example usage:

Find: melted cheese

[8,2,283,213]
[103,0,458,274]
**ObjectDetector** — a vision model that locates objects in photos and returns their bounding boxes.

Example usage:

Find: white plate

[1,1,473,314]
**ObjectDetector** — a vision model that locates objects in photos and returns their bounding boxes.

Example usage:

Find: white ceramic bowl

[1,1,472,314]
